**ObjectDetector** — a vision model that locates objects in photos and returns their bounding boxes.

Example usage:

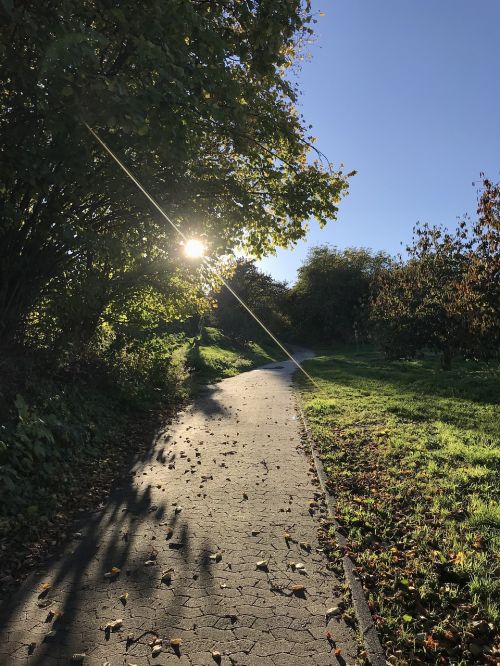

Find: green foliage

[104,334,191,406]
[0,0,349,347]
[297,347,500,663]
[0,383,106,531]
[372,180,499,368]
[289,245,390,343]
[210,259,290,342]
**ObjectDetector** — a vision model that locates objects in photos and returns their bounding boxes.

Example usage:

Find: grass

[188,326,285,384]
[296,347,499,665]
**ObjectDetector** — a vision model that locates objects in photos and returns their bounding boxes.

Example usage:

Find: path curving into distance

[0,352,358,666]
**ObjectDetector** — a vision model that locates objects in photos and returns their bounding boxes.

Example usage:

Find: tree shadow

[304,352,499,439]
[0,427,216,664]
[195,385,226,416]
[309,352,499,406]
[0,352,310,664]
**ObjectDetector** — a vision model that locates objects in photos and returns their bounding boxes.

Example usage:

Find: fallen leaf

[103,619,123,632]
[170,638,183,647]
[37,600,52,608]
[104,567,120,579]
[291,584,306,594]
[161,569,174,583]
[209,552,222,563]
[326,606,342,620]
[46,608,62,622]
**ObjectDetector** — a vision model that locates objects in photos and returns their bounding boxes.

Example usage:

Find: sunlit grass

[188,327,284,384]
[297,346,500,662]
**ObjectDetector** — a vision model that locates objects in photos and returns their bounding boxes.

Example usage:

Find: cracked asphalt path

[0,353,358,665]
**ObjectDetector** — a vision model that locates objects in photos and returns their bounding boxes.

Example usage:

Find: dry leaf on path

[104,567,120,579]
[161,569,174,583]
[103,619,123,632]
[326,606,342,620]
[209,552,222,563]
[291,584,306,594]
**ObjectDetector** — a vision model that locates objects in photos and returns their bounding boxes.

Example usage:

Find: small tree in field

[372,178,499,368]
[372,224,471,368]
[466,177,500,357]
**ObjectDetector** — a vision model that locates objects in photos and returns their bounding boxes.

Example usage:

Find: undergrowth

[0,327,281,587]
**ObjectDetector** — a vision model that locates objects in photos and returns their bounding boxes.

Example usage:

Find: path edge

[295,400,386,666]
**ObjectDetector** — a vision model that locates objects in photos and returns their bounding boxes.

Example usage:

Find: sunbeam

[83,122,320,390]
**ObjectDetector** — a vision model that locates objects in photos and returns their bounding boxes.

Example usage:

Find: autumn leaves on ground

[298,349,499,665]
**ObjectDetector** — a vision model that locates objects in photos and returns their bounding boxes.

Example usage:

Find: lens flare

[184,239,205,258]
[84,122,320,391]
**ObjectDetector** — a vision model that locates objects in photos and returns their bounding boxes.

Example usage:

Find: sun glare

[184,238,205,259]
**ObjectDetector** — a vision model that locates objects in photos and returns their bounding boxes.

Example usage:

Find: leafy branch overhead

[0,0,349,344]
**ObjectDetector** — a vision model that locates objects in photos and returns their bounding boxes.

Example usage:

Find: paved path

[0,354,358,665]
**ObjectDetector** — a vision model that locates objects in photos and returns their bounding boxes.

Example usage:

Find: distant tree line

[216,178,499,370]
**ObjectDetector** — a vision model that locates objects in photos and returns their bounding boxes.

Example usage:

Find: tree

[211,259,289,341]
[0,0,350,347]
[372,190,500,368]
[466,177,500,356]
[289,246,389,344]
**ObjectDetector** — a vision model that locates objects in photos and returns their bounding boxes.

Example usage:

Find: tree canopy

[372,179,500,368]
[289,245,390,343]
[0,0,350,346]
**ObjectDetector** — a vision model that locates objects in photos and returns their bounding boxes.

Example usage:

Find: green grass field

[188,326,285,385]
[296,347,499,664]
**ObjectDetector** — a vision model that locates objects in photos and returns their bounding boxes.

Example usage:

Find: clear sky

[257,0,500,284]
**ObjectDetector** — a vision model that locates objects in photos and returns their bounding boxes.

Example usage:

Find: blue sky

[257,0,500,284]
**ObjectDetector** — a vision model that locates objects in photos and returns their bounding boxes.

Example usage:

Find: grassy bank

[0,328,282,588]
[296,347,499,664]
[188,326,285,384]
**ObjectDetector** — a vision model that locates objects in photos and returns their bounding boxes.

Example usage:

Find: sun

[184,238,205,259]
